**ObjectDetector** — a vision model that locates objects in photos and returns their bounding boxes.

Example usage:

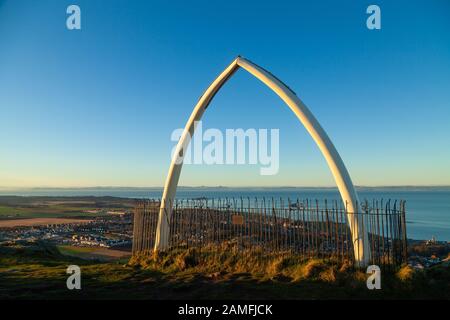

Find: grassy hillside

[0,241,449,300]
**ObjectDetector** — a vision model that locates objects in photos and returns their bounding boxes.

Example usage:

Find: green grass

[1,242,449,300]
[56,245,124,261]
[57,245,99,258]
[0,205,107,219]
[0,206,28,216]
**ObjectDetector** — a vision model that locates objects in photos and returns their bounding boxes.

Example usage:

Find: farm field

[0,196,136,220]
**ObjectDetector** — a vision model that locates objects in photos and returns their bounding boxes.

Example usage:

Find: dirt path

[58,245,131,261]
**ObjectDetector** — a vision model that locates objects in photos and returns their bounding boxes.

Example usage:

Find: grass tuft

[397,265,415,282]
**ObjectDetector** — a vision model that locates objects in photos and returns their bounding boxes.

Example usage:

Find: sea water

[1,187,449,241]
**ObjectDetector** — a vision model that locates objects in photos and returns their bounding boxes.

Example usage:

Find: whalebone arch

[152,56,370,266]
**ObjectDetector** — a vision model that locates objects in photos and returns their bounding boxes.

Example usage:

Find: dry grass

[130,245,357,285]
[397,265,415,282]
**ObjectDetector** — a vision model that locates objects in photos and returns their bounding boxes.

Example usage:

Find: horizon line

[1,185,450,190]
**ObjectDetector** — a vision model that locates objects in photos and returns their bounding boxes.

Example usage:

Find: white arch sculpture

[154,56,370,266]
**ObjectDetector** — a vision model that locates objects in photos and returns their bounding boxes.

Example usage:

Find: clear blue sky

[1,0,449,188]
